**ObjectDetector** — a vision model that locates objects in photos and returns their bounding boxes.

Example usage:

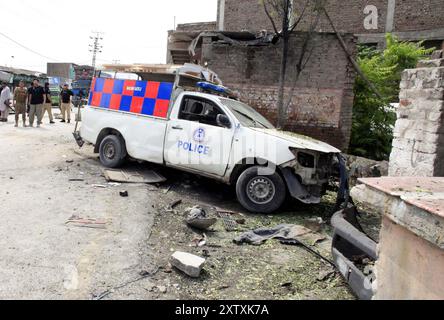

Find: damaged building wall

[175,22,217,32]
[218,0,444,46]
[389,52,444,177]
[200,32,356,151]
[167,22,217,65]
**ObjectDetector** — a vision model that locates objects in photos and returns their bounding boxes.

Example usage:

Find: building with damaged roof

[217,0,444,48]
[167,20,356,151]
[167,1,444,151]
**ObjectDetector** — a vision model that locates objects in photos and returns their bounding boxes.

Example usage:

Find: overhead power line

[0,31,60,62]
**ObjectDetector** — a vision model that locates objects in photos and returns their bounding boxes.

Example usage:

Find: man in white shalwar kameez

[0,82,11,122]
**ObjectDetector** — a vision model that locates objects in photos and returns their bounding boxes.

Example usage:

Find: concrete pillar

[385,0,396,33]
[389,53,444,177]
[217,0,226,31]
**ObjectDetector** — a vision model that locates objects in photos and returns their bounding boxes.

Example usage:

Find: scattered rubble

[217,210,240,232]
[92,184,107,188]
[170,251,206,278]
[108,182,121,187]
[165,199,182,213]
[317,267,336,282]
[190,234,207,248]
[185,206,217,231]
[104,169,166,184]
[345,155,389,186]
[234,224,326,246]
[65,215,107,229]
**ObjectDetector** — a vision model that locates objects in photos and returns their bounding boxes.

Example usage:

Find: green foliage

[349,34,434,161]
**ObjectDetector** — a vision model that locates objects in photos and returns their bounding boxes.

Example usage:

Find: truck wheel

[236,166,286,214]
[99,135,127,168]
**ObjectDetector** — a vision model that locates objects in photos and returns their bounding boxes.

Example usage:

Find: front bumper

[331,206,378,300]
[73,131,85,148]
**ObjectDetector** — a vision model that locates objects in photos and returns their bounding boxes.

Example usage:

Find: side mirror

[216,114,232,129]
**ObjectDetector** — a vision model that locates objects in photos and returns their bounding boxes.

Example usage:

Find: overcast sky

[0,0,217,73]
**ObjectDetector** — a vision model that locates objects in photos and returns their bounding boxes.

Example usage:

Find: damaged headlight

[290,148,316,168]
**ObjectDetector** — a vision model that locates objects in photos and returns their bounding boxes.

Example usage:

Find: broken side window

[179,96,225,128]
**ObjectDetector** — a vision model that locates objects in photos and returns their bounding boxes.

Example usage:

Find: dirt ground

[0,112,381,300]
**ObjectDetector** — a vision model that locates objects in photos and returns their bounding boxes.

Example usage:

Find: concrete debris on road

[170,251,206,278]
[190,234,207,248]
[345,155,389,187]
[150,285,167,294]
[217,211,238,232]
[234,224,326,246]
[92,184,107,188]
[165,199,182,213]
[65,215,107,229]
[317,267,336,282]
[108,182,121,186]
[185,206,217,231]
[104,169,166,184]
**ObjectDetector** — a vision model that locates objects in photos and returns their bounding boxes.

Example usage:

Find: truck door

[164,95,234,176]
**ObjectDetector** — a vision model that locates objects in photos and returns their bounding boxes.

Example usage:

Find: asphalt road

[0,114,158,299]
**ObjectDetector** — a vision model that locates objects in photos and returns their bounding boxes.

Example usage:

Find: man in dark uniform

[28,79,46,128]
[42,82,55,124]
[60,84,73,123]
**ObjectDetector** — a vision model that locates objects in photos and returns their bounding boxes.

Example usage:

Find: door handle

[172,126,183,130]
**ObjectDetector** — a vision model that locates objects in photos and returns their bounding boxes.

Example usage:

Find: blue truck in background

[72,66,95,108]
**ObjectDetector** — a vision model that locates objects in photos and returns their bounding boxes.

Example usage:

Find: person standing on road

[13,81,28,127]
[28,79,46,128]
[0,82,11,122]
[60,84,73,123]
[42,82,55,124]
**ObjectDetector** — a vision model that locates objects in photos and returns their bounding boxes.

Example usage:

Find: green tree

[349,34,434,161]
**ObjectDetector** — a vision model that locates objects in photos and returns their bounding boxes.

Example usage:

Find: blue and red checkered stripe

[88,78,174,119]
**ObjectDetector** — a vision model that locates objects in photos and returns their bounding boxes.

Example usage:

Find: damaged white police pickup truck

[75,64,347,214]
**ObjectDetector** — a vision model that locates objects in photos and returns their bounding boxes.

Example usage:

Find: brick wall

[201,32,356,151]
[389,54,444,177]
[219,0,444,36]
[394,0,444,32]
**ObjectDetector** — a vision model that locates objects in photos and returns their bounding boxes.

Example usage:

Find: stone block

[429,111,444,122]
[417,59,444,68]
[394,128,441,142]
[431,50,443,59]
[399,88,444,101]
[170,251,206,278]
[415,141,439,154]
[401,68,444,89]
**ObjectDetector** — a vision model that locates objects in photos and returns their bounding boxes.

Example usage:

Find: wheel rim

[103,142,116,160]
[246,177,276,205]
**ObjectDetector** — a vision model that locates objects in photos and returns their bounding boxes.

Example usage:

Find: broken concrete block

[431,50,443,60]
[170,251,206,278]
[417,59,444,68]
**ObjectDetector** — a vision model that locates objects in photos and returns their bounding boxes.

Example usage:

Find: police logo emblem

[193,128,205,143]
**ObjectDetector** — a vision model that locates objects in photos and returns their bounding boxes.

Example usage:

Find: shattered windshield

[220,98,275,129]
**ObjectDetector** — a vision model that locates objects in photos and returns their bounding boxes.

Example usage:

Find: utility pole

[89,31,104,68]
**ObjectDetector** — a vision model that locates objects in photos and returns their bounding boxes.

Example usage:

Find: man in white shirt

[0,82,11,122]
